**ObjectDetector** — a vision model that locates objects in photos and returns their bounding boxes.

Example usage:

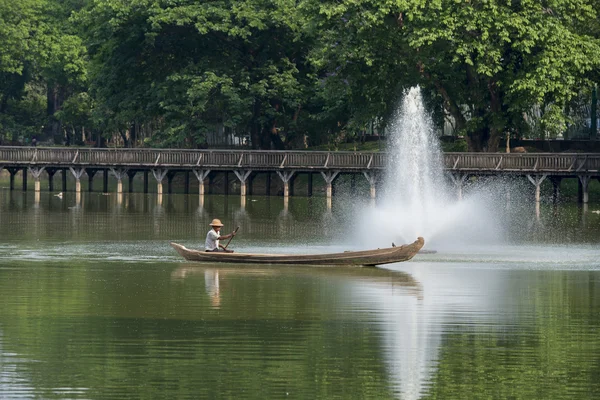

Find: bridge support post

[7,168,17,191]
[363,172,378,199]
[266,172,271,196]
[321,171,340,199]
[46,168,56,192]
[234,170,252,196]
[448,173,468,200]
[143,171,149,193]
[249,172,256,195]
[69,167,86,193]
[526,174,547,202]
[193,169,211,195]
[184,171,190,194]
[28,167,45,192]
[110,168,128,193]
[167,171,176,194]
[22,168,28,191]
[307,173,313,197]
[86,169,98,192]
[152,169,168,195]
[277,171,295,198]
[578,175,590,204]
[61,169,67,192]
[223,172,229,195]
[103,169,109,193]
[549,177,562,204]
[127,170,137,193]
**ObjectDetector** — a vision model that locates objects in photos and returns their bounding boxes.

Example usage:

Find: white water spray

[355,87,503,249]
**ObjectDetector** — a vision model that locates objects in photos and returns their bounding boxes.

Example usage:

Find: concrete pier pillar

[448,173,468,200]
[110,168,128,194]
[233,170,252,196]
[69,167,86,193]
[363,172,378,199]
[193,169,211,196]
[307,173,313,197]
[578,175,590,204]
[276,171,295,199]
[321,171,340,201]
[152,169,168,195]
[28,167,45,192]
[526,174,548,202]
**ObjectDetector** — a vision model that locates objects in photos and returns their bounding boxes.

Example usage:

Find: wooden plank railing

[1,146,599,173]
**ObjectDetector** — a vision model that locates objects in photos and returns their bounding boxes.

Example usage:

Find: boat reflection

[171,264,423,311]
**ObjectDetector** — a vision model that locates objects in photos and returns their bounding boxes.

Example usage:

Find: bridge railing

[444,153,600,172]
[1,146,600,173]
[0,147,386,170]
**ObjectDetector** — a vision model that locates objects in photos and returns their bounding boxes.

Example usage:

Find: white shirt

[205,229,220,251]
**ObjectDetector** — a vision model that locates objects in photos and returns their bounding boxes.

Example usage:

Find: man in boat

[205,219,236,253]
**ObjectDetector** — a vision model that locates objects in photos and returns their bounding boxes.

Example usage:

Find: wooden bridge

[1,146,599,203]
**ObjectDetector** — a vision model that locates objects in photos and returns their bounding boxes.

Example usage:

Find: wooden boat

[170,237,424,267]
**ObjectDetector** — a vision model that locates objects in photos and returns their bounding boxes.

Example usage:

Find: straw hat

[209,218,224,227]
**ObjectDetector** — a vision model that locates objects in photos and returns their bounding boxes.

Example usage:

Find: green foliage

[75,0,327,148]
[0,0,88,144]
[311,0,600,151]
[441,139,468,153]
[1,0,600,149]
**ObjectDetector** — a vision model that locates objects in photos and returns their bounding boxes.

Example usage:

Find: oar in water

[223,226,240,250]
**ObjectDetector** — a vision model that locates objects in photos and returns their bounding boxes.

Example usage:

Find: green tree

[77,0,327,149]
[0,0,88,145]
[309,0,600,151]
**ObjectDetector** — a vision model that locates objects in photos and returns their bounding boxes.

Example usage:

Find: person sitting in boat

[205,219,236,253]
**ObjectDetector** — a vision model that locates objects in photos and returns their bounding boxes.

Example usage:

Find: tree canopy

[1,0,599,150]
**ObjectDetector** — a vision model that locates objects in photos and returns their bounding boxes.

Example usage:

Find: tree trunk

[119,129,131,148]
[45,83,63,145]
[250,100,262,149]
[466,129,486,152]
[419,65,467,135]
[486,81,503,152]
[130,122,137,147]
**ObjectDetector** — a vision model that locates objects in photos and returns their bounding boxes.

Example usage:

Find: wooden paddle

[223,226,240,250]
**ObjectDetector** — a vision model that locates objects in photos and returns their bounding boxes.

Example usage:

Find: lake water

[1,191,600,399]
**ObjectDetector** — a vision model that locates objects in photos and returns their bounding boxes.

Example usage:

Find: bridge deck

[1,146,600,174]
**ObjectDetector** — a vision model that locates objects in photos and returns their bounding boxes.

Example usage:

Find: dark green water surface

[1,191,600,399]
